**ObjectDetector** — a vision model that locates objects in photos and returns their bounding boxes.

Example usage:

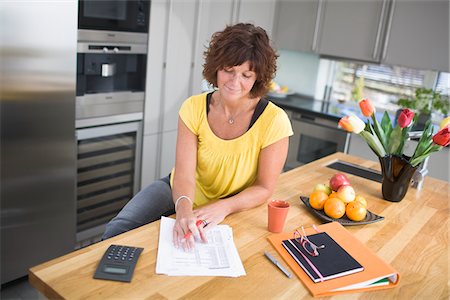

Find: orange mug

[268,200,290,233]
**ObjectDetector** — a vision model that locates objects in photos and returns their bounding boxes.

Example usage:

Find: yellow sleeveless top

[172,92,293,207]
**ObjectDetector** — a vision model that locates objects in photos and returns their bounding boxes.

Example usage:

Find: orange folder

[267,222,400,297]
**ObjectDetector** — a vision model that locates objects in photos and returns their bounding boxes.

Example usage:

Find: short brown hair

[203,23,278,98]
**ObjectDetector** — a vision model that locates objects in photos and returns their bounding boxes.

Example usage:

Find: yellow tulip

[440,116,450,130]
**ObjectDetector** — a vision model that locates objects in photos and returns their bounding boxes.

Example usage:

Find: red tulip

[432,126,450,147]
[359,98,375,117]
[397,109,414,128]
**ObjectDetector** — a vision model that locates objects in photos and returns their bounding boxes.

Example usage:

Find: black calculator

[93,244,143,282]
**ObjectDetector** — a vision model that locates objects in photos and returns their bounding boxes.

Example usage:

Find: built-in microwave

[78,0,150,34]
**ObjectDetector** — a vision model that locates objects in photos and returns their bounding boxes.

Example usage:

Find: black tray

[300,196,384,226]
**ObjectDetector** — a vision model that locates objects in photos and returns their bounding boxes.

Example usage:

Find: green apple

[313,183,332,195]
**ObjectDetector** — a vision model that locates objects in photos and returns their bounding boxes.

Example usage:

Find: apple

[355,195,368,207]
[313,183,332,195]
[329,173,351,191]
[337,185,356,203]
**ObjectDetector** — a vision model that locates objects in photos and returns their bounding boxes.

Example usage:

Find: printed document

[156,216,246,277]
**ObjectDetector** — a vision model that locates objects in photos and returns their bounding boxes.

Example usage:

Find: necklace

[216,93,252,125]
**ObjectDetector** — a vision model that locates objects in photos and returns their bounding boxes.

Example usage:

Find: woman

[103,23,293,251]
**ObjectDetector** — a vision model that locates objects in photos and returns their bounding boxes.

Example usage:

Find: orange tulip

[359,98,375,117]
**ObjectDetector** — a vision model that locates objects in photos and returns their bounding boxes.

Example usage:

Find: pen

[264,251,292,278]
[184,220,205,240]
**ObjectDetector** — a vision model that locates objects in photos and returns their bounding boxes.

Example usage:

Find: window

[330,61,430,113]
[326,60,450,121]
[435,72,450,96]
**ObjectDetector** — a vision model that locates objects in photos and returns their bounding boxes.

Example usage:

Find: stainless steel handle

[381,0,396,61]
[373,0,388,60]
[312,0,323,52]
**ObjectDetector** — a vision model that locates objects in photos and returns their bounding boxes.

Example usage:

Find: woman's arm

[193,136,289,227]
[172,116,206,250]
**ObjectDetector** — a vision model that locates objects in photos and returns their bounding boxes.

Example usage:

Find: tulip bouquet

[339,98,450,167]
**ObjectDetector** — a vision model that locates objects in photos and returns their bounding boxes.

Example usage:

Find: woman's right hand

[173,200,207,251]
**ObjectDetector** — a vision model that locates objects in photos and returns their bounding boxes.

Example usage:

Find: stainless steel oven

[78,0,149,34]
[286,112,350,170]
[75,121,142,245]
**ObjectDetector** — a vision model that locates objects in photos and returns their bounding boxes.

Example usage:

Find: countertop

[29,153,449,299]
[268,93,388,123]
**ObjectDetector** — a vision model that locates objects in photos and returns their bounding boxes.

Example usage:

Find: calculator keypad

[106,245,140,262]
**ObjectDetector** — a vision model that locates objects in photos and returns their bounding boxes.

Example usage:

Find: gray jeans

[102,175,174,239]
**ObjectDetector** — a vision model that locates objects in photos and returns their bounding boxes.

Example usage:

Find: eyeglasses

[293,226,325,257]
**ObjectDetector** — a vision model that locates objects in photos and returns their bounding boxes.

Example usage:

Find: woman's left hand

[193,200,231,228]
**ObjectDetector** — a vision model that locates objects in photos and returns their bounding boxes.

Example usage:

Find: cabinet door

[141,134,160,186]
[237,0,276,36]
[159,130,178,178]
[162,0,198,133]
[191,0,235,95]
[317,0,387,62]
[273,0,319,52]
[144,0,169,136]
[382,0,449,72]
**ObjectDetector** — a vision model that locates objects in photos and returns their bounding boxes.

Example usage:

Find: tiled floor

[1,276,47,300]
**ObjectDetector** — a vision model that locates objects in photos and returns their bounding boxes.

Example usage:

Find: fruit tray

[299,196,384,226]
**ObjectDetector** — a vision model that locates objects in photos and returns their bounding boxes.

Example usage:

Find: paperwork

[156,216,246,277]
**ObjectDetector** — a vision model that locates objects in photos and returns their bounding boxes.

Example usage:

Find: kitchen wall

[274,50,320,97]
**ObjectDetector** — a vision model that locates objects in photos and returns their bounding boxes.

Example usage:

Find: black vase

[379,155,417,202]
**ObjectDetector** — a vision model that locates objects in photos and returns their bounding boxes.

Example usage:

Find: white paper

[156,216,246,277]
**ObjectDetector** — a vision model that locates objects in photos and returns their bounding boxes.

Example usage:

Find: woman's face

[216,61,257,100]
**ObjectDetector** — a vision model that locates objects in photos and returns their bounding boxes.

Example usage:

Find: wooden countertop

[29,153,449,299]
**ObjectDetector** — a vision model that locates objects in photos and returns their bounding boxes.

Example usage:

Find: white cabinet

[142,0,198,183]
[382,0,449,72]
[141,134,160,188]
[144,0,167,136]
[162,1,198,133]
[159,130,178,177]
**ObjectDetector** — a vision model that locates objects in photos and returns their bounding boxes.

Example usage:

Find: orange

[309,191,329,210]
[354,195,368,207]
[346,201,367,221]
[324,197,346,219]
[329,191,338,199]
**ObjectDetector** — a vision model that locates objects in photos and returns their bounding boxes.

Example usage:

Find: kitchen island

[29,153,449,299]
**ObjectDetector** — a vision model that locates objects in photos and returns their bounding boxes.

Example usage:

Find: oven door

[78,0,149,33]
[286,113,350,170]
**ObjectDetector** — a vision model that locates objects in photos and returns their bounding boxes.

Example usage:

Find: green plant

[397,88,449,116]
